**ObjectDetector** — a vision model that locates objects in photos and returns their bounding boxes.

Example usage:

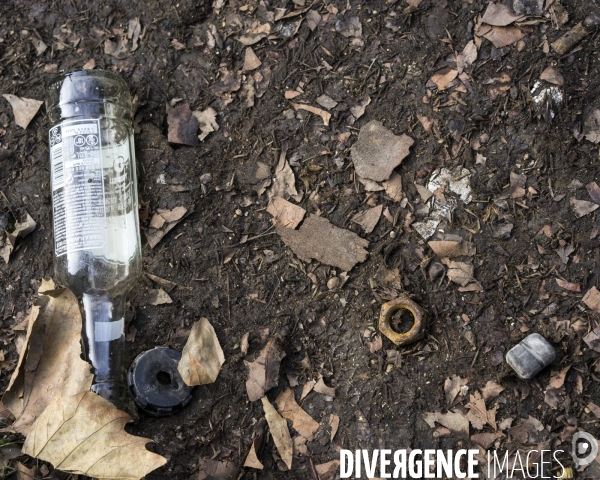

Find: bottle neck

[80,292,127,408]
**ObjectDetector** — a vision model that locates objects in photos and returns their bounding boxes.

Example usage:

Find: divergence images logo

[572,432,599,468]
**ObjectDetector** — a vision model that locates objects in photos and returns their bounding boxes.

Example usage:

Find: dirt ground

[1,0,600,478]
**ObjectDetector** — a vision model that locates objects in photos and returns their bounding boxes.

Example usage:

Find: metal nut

[378,295,427,346]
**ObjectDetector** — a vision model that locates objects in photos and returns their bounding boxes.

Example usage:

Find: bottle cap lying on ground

[46,70,142,408]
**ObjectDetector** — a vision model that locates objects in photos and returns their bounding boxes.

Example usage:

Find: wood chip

[291,103,331,125]
[551,22,588,55]
[583,286,600,312]
[351,120,414,182]
[277,215,369,271]
[316,94,338,110]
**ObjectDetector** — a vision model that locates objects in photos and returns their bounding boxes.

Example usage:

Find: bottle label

[94,317,124,342]
[50,120,134,257]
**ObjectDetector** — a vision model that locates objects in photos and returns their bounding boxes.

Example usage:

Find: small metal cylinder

[506,333,556,380]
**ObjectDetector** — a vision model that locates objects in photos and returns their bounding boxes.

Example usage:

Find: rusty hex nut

[378,295,427,346]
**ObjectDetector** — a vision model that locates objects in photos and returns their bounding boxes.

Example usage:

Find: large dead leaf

[275,389,319,441]
[177,318,224,386]
[549,365,570,389]
[351,120,414,182]
[423,410,469,436]
[267,196,305,229]
[444,375,468,406]
[23,391,166,479]
[351,205,382,234]
[315,460,340,480]
[277,215,369,271]
[244,337,285,401]
[482,2,523,26]
[261,397,292,470]
[466,391,497,430]
[2,95,43,129]
[2,281,93,436]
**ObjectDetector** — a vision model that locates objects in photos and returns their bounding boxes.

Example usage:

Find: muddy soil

[1,0,600,479]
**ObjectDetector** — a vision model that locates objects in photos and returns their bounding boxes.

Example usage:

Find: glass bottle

[46,70,142,407]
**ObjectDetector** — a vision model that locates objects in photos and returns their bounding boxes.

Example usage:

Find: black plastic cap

[127,346,193,417]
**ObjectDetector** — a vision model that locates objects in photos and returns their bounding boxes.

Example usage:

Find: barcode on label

[51,147,64,191]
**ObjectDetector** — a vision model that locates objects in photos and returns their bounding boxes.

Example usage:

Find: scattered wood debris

[144,206,188,248]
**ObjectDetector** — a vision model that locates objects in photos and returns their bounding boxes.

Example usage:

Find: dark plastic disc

[127,346,193,417]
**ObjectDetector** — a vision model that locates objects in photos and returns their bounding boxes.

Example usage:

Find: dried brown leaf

[244,337,285,401]
[242,47,262,71]
[314,377,336,397]
[2,282,93,436]
[243,439,264,469]
[507,416,545,444]
[481,381,505,402]
[275,389,319,441]
[261,397,293,470]
[482,26,525,48]
[583,286,600,313]
[291,103,331,126]
[583,326,600,353]
[555,278,581,292]
[315,460,340,480]
[351,205,382,234]
[466,391,497,430]
[457,40,478,73]
[192,108,219,142]
[277,215,369,271]
[2,95,43,129]
[423,410,469,436]
[470,432,505,449]
[23,391,166,479]
[351,120,414,182]
[268,149,299,200]
[570,198,599,217]
[178,318,224,386]
[329,414,340,441]
[540,66,564,86]
[428,240,475,258]
[444,375,469,406]
[267,196,306,229]
[382,172,403,202]
[482,2,523,26]
[430,68,458,91]
[197,459,238,480]
[147,288,172,305]
[442,259,475,286]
